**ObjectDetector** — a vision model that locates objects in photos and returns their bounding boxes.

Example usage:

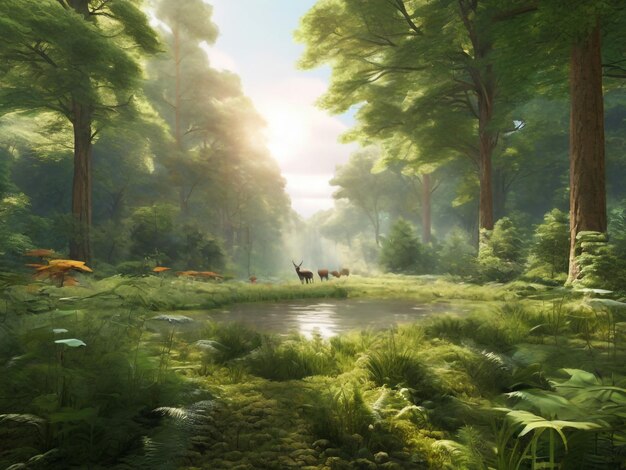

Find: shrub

[437,228,478,277]
[364,333,436,399]
[526,209,570,281]
[380,219,435,274]
[478,217,524,282]
[246,335,337,380]
[176,224,225,271]
[573,231,626,291]
[203,321,262,364]
[308,383,375,448]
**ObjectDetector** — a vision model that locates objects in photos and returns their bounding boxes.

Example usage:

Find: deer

[292,260,314,284]
[330,270,341,278]
[318,269,329,281]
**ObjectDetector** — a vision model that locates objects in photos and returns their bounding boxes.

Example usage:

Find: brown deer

[330,270,341,278]
[318,269,329,281]
[292,260,314,284]
[340,268,350,277]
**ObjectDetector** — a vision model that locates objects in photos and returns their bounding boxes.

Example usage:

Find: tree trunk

[65,0,93,262]
[69,101,93,262]
[477,74,496,231]
[421,173,432,244]
[567,22,607,283]
[459,1,496,231]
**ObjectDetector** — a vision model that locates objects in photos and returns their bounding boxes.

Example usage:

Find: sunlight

[260,105,311,165]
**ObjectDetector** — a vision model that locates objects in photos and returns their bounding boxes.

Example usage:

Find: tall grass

[246,334,338,380]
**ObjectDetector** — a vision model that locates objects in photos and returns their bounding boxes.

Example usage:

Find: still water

[199,299,455,338]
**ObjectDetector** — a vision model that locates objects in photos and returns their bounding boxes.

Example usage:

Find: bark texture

[567,23,607,283]
[69,101,93,262]
[67,0,93,262]
[477,68,497,231]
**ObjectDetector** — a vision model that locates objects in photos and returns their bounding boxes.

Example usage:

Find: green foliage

[425,307,528,353]
[380,219,425,274]
[437,228,478,278]
[0,0,159,118]
[478,218,525,282]
[0,193,33,263]
[492,368,626,469]
[2,273,626,468]
[574,231,626,291]
[202,321,262,364]
[177,224,225,271]
[128,205,226,271]
[364,331,438,401]
[308,383,375,448]
[571,205,626,292]
[129,204,178,262]
[246,334,337,381]
[526,209,570,282]
[0,303,185,467]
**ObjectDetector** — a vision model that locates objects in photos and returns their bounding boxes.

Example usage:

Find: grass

[1,273,625,468]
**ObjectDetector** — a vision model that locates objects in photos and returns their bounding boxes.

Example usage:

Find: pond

[195,299,458,338]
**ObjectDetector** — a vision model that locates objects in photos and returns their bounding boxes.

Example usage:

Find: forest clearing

[1,0,626,469]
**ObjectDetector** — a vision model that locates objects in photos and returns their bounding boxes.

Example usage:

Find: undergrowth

[1,273,625,468]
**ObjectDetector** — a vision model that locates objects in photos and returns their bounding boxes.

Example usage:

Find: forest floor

[1,274,625,469]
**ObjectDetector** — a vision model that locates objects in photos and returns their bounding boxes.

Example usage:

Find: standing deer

[292,260,314,284]
[318,269,329,281]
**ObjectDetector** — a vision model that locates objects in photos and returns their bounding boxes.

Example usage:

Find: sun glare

[261,105,310,165]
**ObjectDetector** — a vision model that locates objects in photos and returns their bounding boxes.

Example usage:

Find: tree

[148,0,224,215]
[493,1,626,281]
[297,0,534,232]
[330,148,399,246]
[527,209,570,280]
[0,0,159,262]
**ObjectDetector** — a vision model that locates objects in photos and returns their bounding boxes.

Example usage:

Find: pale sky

[205,0,356,219]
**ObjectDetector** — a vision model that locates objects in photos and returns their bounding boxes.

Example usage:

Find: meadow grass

[2,272,625,468]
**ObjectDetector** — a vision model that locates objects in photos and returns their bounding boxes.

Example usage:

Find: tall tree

[331,147,400,246]
[297,0,532,232]
[567,19,606,282]
[0,0,159,261]
[148,0,223,215]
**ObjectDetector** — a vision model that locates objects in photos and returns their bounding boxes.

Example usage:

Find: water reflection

[203,299,453,338]
[294,303,337,339]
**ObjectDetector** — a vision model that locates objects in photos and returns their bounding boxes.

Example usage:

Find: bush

[129,204,179,264]
[437,228,478,277]
[573,231,626,291]
[128,205,226,271]
[203,321,262,364]
[478,218,524,282]
[380,219,435,274]
[176,224,225,271]
[364,332,436,399]
[526,209,569,281]
[246,335,337,380]
[308,384,375,448]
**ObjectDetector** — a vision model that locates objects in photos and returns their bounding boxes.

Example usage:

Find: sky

[204,0,356,219]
